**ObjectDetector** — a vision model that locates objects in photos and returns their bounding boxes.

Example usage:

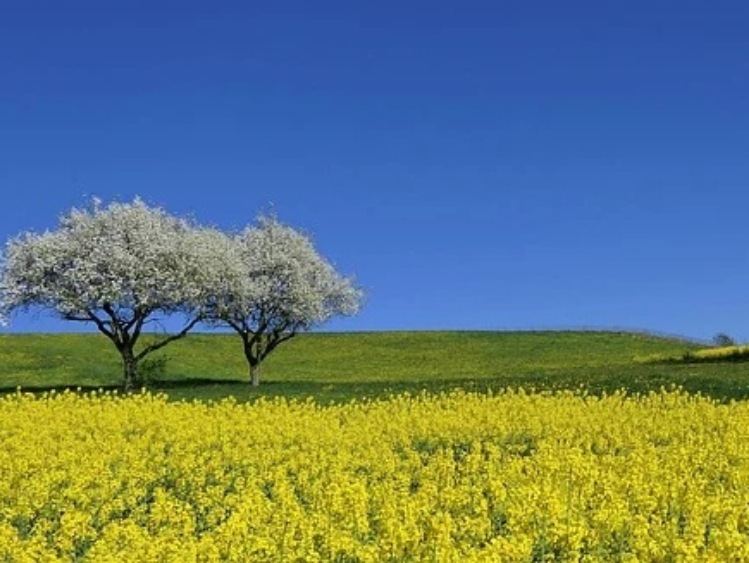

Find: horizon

[2,1,748,342]
[0,323,712,345]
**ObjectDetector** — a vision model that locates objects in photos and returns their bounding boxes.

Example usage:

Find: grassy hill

[1,330,747,401]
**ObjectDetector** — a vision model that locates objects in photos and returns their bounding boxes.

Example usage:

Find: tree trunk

[242,334,262,387]
[122,347,140,392]
[250,362,260,387]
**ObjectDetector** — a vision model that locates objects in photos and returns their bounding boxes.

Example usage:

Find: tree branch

[63,313,92,322]
[123,312,139,332]
[224,317,246,335]
[102,302,118,322]
[135,316,201,361]
[277,331,297,345]
[101,302,125,341]
[261,329,296,361]
[244,316,271,364]
[130,311,149,345]
[66,311,115,340]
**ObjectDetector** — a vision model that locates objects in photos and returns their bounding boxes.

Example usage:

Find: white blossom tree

[208,216,362,386]
[0,198,232,391]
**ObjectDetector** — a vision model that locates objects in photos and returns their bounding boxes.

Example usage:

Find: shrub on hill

[636,345,749,365]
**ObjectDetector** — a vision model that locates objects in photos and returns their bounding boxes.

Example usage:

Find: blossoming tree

[0,198,230,390]
[209,216,362,386]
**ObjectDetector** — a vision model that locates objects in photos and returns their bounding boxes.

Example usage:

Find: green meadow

[2,330,748,402]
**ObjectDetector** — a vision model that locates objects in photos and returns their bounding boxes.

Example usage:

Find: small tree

[713,332,736,347]
[0,198,229,390]
[209,216,362,386]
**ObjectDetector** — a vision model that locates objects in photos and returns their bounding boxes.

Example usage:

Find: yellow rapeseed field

[1,389,749,561]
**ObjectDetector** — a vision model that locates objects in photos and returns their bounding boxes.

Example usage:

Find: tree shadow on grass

[4,372,749,403]
[0,377,246,396]
[0,377,512,403]
[0,382,123,395]
[150,376,564,403]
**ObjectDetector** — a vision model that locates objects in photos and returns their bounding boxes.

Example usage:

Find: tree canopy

[0,200,361,389]
[0,198,233,390]
[207,216,362,385]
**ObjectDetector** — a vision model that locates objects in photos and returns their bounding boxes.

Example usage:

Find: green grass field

[3,330,749,402]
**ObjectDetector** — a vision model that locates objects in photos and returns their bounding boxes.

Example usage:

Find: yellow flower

[1,388,749,559]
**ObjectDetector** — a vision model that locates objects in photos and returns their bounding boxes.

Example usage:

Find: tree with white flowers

[208,216,362,386]
[0,198,232,391]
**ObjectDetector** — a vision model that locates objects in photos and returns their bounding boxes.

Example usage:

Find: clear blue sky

[2,0,748,341]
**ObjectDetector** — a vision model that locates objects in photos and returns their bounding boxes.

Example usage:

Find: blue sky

[1,0,748,341]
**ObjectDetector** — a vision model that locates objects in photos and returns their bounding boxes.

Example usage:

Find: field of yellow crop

[636,344,749,366]
[2,389,749,561]
[691,345,749,360]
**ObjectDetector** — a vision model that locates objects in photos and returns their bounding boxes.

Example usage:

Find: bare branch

[135,316,201,361]
[76,311,115,340]
[131,314,147,346]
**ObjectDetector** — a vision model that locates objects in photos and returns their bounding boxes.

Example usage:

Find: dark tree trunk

[122,347,140,392]
[250,362,261,387]
[233,327,298,388]
[241,334,262,386]
[81,307,201,391]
